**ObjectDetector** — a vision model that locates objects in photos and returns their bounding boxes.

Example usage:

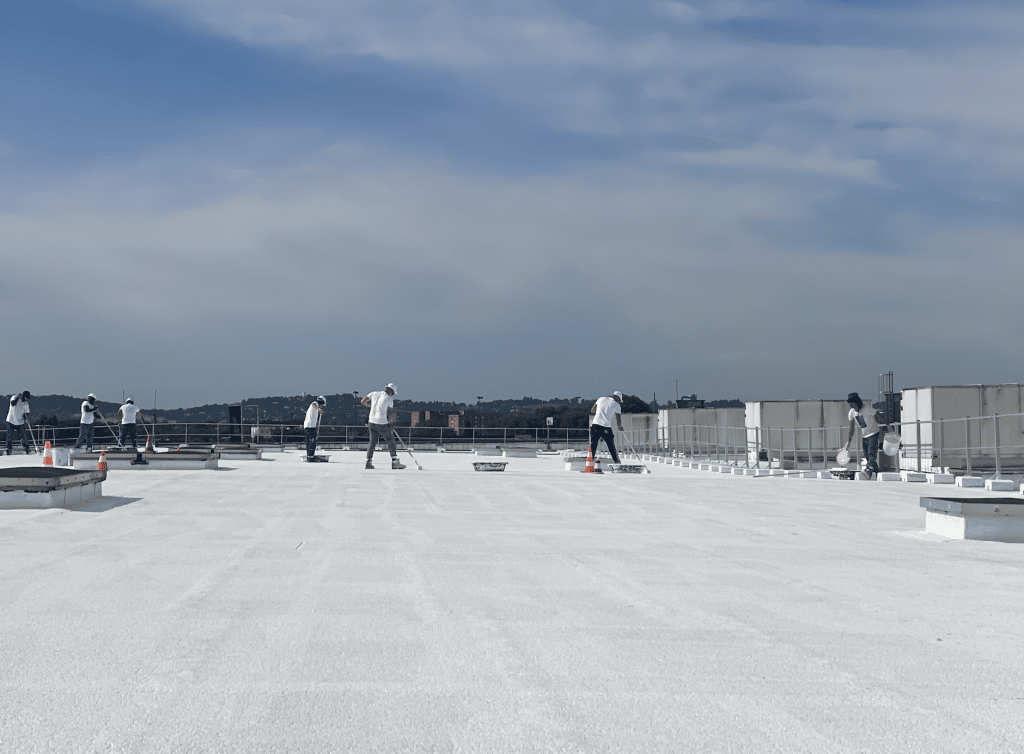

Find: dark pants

[863,433,880,475]
[590,424,620,464]
[367,423,396,460]
[74,423,96,449]
[305,427,318,458]
[119,423,138,449]
[6,422,29,453]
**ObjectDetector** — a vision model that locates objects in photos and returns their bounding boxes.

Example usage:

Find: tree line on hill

[10,393,658,429]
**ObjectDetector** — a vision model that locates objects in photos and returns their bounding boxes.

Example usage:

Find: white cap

[87,393,97,401]
[613,391,623,399]
[316,395,326,405]
[386,383,397,394]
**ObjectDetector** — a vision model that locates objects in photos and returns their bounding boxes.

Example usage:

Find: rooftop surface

[1,451,1022,753]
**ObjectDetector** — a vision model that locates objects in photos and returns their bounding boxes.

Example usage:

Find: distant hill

[10,392,699,425]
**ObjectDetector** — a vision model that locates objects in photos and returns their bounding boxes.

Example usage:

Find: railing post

[938,420,945,473]
[185,423,189,445]
[994,414,1002,479]
[965,417,972,476]
[821,427,827,469]
[916,419,922,473]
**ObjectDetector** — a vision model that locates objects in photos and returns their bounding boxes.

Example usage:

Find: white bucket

[882,433,901,456]
[50,448,71,466]
[836,448,850,466]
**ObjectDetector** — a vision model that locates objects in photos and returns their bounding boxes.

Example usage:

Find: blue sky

[2,0,1022,408]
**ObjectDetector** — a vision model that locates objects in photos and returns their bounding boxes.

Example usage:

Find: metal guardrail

[622,410,1024,481]
[10,412,1024,480]
[5,422,593,452]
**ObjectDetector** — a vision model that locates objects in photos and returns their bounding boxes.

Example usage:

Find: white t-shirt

[303,402,322,429]
[592,396,621,428]
[849,405,880,438]
[365,391,395,425]
[80,401,96,425]
[120,404,141,424]
[6,397,29,425]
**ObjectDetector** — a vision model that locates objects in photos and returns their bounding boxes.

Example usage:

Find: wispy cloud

[667,143,883,184]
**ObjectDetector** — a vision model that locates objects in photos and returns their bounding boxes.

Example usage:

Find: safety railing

[621,410,1024,481]
[3,422,593,452]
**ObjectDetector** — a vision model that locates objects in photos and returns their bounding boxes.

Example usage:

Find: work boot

[365,460,374,469]
[391,458,406,470]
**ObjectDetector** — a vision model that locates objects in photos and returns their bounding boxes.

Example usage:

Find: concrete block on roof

[900,471,927,482]
[956,476,984,488]
[0,468,106,509]
[876,472,902,481]
[926,473,955,484]
[921,496,1024,542]
[986,479,1016,492]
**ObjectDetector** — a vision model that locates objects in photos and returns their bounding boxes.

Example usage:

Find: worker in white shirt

[118,398,146,450]
[303,396,327,460]
[589,391,624,464]
[74,393,102,451]
[360,383,404,470]
[842,392,887,479]
[6,390,33,455]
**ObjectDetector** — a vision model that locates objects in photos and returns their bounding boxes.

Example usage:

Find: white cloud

[667,143,883,184]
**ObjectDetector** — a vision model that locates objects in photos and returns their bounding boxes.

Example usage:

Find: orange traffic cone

[43,440,53,466]
[97,451,108,471]
[583,448,595,473]
[593,454,603,474]
[145,435,155,453]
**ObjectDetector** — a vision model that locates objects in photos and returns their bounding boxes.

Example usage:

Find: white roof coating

[1,450,1022,752]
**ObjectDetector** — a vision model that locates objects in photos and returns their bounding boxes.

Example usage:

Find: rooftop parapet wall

[900,385,1024,473]
[743,400,851,467]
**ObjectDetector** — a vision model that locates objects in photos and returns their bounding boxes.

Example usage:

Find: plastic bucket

[882,433,901,456]
[836,448,850,466]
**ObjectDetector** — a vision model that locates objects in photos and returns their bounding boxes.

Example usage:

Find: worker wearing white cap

[74,393,102,451]
[303,396,327,461]
[589,391,624,464]
[117,398,146,450]
[360,383,404,469]
[5,391,33,455]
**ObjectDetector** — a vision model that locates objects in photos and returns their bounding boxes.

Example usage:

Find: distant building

[675,394,706,409]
